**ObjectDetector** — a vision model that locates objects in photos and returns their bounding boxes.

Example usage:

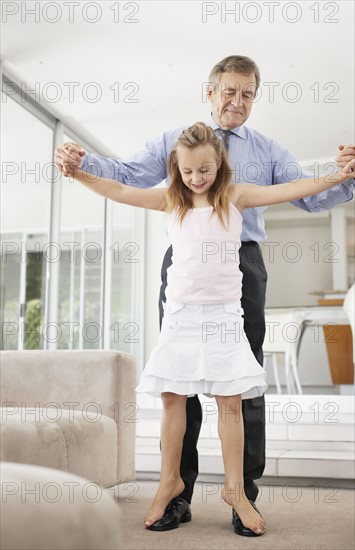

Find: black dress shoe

[146,497,192,531]
[232,500,264,537]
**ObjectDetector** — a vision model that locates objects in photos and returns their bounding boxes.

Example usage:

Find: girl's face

[177,144,219,196]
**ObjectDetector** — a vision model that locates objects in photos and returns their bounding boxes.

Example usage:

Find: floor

[110,480,355,550]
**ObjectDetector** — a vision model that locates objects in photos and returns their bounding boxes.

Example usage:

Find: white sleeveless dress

[136,204,268,399]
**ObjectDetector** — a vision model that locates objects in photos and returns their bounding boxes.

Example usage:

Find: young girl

[69,122,354,537]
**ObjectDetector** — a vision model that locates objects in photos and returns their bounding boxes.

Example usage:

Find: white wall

[263,213,333,308]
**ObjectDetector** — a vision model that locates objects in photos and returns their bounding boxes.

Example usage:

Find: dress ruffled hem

[136,374,267,399]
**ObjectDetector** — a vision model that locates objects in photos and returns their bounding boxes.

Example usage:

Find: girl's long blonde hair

[166,122,232,228]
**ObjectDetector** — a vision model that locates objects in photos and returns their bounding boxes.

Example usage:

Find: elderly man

[55,55,355,534]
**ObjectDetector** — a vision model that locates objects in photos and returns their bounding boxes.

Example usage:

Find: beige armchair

[0,349,136,486]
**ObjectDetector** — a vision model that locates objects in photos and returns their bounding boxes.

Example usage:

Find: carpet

[113,480,355,550]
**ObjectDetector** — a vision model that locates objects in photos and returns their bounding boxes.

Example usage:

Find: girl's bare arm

[231,160,355,210]
[72,169,167,211]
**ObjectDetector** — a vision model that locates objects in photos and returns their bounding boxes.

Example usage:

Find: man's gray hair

[209,55,261,91]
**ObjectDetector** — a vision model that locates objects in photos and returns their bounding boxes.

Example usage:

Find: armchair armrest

[0,349,136,483]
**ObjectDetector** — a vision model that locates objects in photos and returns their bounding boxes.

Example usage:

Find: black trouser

[158,242,267,504]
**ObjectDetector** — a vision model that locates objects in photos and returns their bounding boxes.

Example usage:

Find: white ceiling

[2,0,354,164]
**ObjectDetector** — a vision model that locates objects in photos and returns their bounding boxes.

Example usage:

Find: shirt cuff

[79,154,89,170]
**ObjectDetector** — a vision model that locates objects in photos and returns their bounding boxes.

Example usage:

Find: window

[1,79,144,364]
[1,94,52,349]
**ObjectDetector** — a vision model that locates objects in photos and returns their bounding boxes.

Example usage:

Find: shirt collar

[206,115,247,140]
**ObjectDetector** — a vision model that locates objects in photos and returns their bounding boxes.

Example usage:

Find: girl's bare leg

[144,392,187,527]
[215,394,266,535]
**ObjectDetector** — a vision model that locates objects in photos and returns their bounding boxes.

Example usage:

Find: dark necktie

[217,129,231,152]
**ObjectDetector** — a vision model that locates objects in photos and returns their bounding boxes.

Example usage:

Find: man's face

[207,71,257,129]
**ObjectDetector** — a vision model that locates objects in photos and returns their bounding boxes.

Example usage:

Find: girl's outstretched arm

[71,169,167,211]
[233,159,355,210]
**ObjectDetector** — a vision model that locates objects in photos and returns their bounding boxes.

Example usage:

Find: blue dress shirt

[81,117,354,242]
